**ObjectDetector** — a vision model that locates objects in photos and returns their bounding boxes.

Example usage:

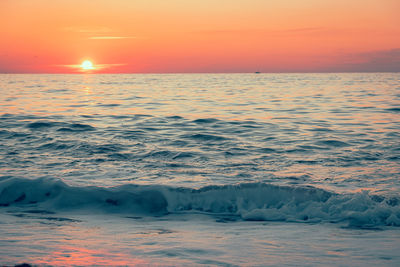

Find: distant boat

[255,71,261,74]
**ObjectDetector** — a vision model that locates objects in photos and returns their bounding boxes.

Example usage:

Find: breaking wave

[1,177,399,228]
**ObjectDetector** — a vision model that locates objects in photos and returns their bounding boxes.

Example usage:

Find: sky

[0,0,399,73]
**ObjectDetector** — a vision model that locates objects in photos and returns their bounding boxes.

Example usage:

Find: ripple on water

[192,118,219,124]
[182,133,229,142]
[316,140,351,147]
[27,121,55,129]
[0,73,399,195]
[57,123,96,132]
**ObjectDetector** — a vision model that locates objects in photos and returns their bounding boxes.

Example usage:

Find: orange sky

[0,0,399,73]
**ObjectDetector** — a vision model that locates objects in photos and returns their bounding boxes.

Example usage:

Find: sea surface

[0,73,399,266]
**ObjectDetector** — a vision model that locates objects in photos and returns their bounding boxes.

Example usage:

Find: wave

[1,177,399,228]
[28,122,96,133]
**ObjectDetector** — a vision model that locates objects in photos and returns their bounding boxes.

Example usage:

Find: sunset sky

[0,0,399,73]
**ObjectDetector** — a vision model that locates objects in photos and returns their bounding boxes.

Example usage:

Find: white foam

[0,177,399,228]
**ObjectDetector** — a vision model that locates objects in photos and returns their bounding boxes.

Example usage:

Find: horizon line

[0,71,399,75]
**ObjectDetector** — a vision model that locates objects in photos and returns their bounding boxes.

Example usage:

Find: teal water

[0,73,400,266]
[1,73,399,193]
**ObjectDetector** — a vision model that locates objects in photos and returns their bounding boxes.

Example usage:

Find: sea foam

[1,177,399,228]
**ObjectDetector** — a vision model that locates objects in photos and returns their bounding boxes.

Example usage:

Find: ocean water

[0,73,399,266]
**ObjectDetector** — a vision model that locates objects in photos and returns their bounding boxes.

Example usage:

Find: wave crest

[0,177,399,228]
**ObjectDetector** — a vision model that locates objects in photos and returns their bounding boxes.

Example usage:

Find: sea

[0,73,399,266]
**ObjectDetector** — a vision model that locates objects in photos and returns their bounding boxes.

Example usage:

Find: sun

[80,60,94,70]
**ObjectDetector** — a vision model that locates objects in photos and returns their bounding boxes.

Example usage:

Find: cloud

[336,48,400,72]
[63,26,112,33]
[60,63,127,72]
[88,36,136,40]
[63,27,138,41]
[279,27,326,33]
[190,27,338,37]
